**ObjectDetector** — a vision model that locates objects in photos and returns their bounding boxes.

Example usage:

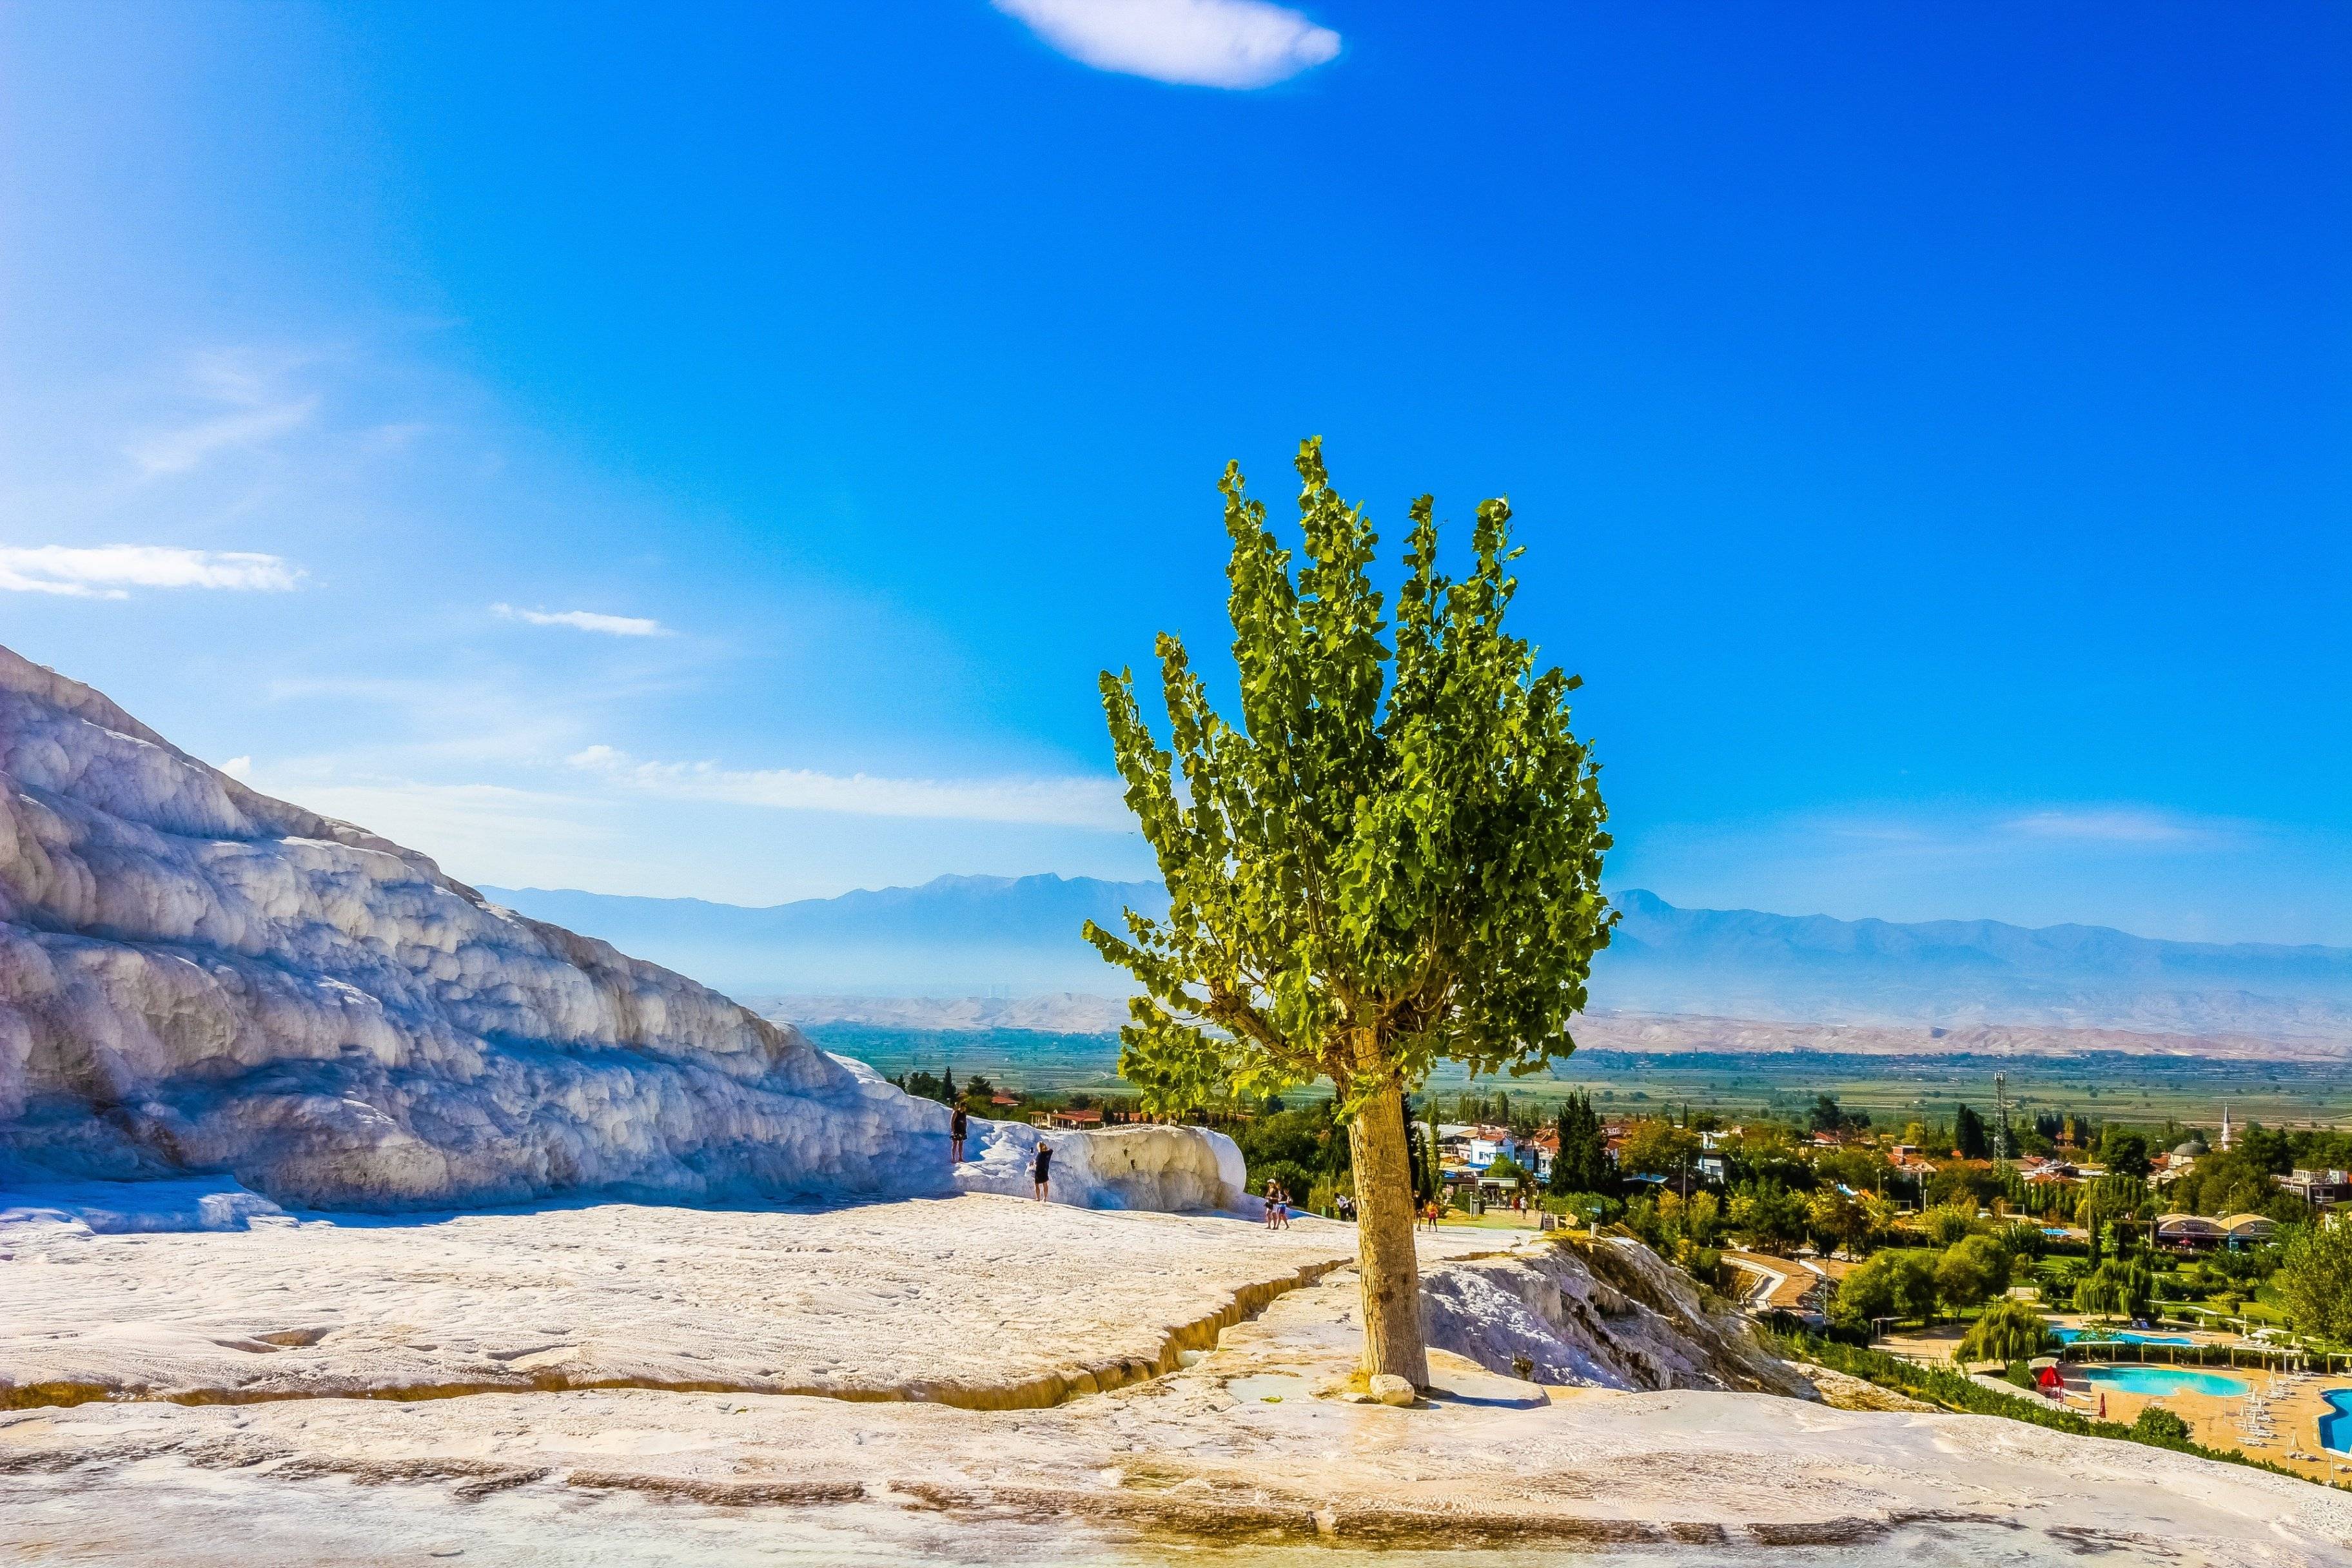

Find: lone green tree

[1083,439,1614,1387]
[1548,1092,1608,1197]
[2273,1221,2352,1342]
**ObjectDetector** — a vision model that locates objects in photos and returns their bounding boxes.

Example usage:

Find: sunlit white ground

[0,1193,1400,1405]
[5,1195,2349,1566]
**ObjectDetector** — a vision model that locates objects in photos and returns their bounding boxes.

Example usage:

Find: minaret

[2220,1103,2233,1152]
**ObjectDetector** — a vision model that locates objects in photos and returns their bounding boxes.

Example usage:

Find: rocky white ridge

[0,643,1241,1213]
[951,1117,1247,1211]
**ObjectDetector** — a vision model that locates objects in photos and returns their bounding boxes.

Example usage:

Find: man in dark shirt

[949,1103,968,1164]
[1032,1139,1053,1200]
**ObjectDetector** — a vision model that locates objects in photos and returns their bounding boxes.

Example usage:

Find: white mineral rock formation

[1420,1232,1808,1393]
[0,643,950,1208]
[952,1118,1248,1211]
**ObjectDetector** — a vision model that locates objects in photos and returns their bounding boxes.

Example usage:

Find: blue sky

[3,1,2347,943]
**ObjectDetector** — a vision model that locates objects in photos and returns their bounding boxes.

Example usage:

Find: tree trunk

[1347,1063,1431,1389]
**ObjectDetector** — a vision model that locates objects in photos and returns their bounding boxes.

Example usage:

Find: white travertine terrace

[3,1202,2346,1564]
[0,642,957,1206]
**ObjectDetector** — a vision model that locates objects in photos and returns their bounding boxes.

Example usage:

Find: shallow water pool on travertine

[0,1462,2297,1568]
[1220,1372,1313,1404]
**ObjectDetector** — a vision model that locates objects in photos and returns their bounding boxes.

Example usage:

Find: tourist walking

[949,1102,968,1165]
[1262,1179,1281,1230]
[1032,1138,1053,1200]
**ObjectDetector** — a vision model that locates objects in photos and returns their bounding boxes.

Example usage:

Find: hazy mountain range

[482,874,1162,998]
[480,876,2352,1053]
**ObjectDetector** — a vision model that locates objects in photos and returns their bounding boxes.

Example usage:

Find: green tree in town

[1953,1104,1990,1160]
[1548,1091,1608,1197]
[1231,1099,1351,1190]
[1084,439,1614,1388]
[1484,1153,1532,1193]
[2074,1175,2151,1263]
[1922,1202,1977,1247]
[1729,1180,1811,1255]
[1954,1297,2056,1364]
[1619,1118,1700,1182]
[2271,1222,2352,1342]
[2237,1122,2293,1176]
[1935,1233,2010,1315]
[2074,1258,2156,1320]
[1806,1185,1872,1259]
[2171,1149,2296,1221]
[1409,1114,1442,1206]
[2097,1125,2151,1180]
[1830,1257,1900,1335]
[1834,1250,1940,1330]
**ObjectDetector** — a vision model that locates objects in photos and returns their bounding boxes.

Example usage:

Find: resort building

[2155,1213,2228,1249]
[2281,1168,2349,1208]
[2217,1212,2277,1245]
[2153,1211,2278,1250]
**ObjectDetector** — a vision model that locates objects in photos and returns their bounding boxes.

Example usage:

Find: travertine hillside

[0,643,945,1207]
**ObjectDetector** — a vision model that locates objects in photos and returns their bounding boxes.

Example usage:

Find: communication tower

[1993,1070,2014,1167]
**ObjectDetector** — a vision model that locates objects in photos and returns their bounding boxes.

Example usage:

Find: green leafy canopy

[1083,437,1616,1121]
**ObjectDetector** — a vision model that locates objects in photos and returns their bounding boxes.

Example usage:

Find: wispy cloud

[235,768,623,889]
[493,603,671,638]
[0,545,304,599]
[127,397,318,476]
[993,0,1338,88]
[568,743,1132,828]
[119,348,324,476]
[2001,807,2231,847]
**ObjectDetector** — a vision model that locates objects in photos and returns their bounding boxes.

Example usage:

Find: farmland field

[801,1024,2352,1130]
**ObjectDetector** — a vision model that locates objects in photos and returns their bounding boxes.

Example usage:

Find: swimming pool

[2081,1366,2248,1398]
[2320,1389,2352,1456]
[2053,1329,2194,1346]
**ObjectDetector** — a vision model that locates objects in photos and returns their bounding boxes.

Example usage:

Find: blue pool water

[2053,1329,2193,1346]
[2082,1366,2248,1398]
[2320,1389,2352,1456]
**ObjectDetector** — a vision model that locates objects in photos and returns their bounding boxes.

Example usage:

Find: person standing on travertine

[949,1102,968,1165]
[1032,1139,1053,1200]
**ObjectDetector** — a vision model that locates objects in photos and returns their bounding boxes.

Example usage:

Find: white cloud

[219,756,254,781]
[569,743,1132,829]
[493,603,671,638]
[0,545,304,599]
[128,396,318,475]
[994,0,1338,88]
